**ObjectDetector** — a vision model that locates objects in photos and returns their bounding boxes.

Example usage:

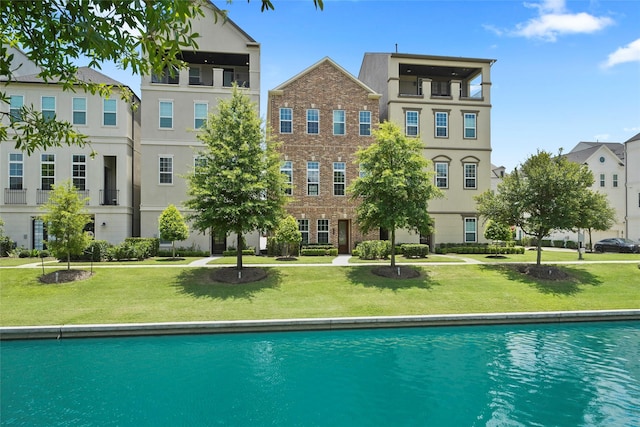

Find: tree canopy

[348,121,441,267]
[576,190,616,250]
[275,215,302,258]
[184,85,286,270]
[475,150,594,265]
[159,204,190,259]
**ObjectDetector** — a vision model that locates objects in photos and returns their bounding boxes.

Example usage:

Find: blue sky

[103,0,640,171]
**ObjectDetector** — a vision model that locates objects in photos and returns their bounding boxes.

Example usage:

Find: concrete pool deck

[1,309,639,340]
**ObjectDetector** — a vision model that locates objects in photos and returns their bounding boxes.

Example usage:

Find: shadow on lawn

[345,265,440,291]
[479,264,603,296]
[173,268,282,300]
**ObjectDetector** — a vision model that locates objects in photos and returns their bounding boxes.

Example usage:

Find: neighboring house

[138,2,261,254]
[1,59,141,249]
[267,57,381,253]
[358,53,496,246]
[625,132,640,242]
[491,164,506,192]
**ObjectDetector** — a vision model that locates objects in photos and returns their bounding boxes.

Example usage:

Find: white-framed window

[159,156,173,184]
[359,111,371,136]
[194,102,208,129]
[463,113,476,139]
[613,174,618,188]
[435,111,448,137]
[298,219,309,245]
[159,100,173,129]
[9,95,23,122]
[307,109,319,134]
[333,162,346,196]
[41,153,55,190]
[280,108,292,133]
[189,66,201,85]
[318,219,329,244]
[72,154,87,190]
[103,98,117,126]
[464,163,477,189]
[600,173,605,187]
[41,96,56,121]
[435,162,448,188]
[307,161,319,196]
[72,97,87,125]
[281,161,293,196]
[406,110,418,136]
[333,110,345,135]
[464,218,477,243]
[9,153,24,189]
[194,155,207,170]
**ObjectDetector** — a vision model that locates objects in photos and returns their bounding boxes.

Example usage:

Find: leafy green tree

[348,121,441,268]
[475,150,594,265]
[275,215,302,258]
[159,204,190,259]
[185,85,286,271]
[483,219,512,257]
[576,190,616,251]
[1,0,323,153]
[40,180,92,270]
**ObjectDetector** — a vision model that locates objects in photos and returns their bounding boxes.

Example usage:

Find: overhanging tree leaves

[159,204,189,259]
[475,150,594,265]
[348,121,441,268]
[185,85,286,271]
[40,180,92,270]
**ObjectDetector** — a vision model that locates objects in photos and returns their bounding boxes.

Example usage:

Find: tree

[40,180,92,270]
[348,121,441,268]
[275,215,302,258]
[483,219,512,257]
[159,204,189,259]
[576,190,616,251]
[475,150,594,265]
[185,85,286,272]
[1,0,323,153]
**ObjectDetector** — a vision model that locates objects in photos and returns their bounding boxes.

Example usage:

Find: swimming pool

[2,321,639,426]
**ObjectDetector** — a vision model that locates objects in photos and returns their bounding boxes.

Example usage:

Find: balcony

[4,188,26,204]
[36,189,51,205]
[100,189,119,206]
[398,63,484,100]
[150,51,252,88]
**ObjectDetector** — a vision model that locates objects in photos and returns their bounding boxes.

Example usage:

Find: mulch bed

[372,266,421,279]
[512,264,573,281]
[39,269,93,284]
[210,267,268,284]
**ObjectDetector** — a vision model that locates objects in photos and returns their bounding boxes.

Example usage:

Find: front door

[338,220,349,254]
[211,230,227,255]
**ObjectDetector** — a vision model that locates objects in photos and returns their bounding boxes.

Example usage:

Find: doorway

[338,220,349,254]
[211,230,227,255]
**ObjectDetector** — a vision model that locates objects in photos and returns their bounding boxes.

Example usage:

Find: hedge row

[301,248,338,256]
[222,248,256,257]
[402,244,429,258]
[435,245,525,255]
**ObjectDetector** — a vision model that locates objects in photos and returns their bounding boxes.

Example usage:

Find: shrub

[125,237,159,257]
[552,240,565,248]
[39,250,50,258]
[0,236,14,257]
[157,248,209,257]
[267,237,299,257]
[19,249,31,258]
[357,240,391,260]
[222,248,255,257]
[565,240,577,249]
[402,244,429,258]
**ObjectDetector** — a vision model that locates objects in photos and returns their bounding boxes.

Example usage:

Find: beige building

[1,61,141,249]
[267,57,381,253]
[138,3,261,254]
[359,53,496,246]
[624,133,640,241]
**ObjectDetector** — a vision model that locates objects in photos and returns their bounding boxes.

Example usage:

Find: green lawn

[207,255,335,264]
[1,263,638,326]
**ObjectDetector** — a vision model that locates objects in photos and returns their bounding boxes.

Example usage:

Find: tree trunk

[390,228,396,268]
[536,238,542,265]
[236,232,243,271]
[67,251,71,271]
[172,241,176,259]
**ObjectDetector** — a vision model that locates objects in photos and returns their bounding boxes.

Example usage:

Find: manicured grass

[456,250,640,263]
[1,263,638,326]
[0,257,199,267]
[208,255,335,265]
[349,254,462,263]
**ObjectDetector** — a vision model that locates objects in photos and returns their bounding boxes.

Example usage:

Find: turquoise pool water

[2,321,639,426]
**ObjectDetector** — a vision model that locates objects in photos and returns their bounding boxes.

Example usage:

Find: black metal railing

[99,189,119,206]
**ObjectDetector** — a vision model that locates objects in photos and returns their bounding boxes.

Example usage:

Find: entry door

[211,230,227,255]
[338,220,349,254]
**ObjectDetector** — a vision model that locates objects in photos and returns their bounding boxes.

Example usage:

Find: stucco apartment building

[267,57,381,253]
[1,48,141,248]
[138,3,261,254]
[358,53,496,246]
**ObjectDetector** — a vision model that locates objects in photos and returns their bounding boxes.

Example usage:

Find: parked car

[593,238,640,253]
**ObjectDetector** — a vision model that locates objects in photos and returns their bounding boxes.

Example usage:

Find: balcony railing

[4,188,27,204]
[77,190,90,205]
[36,189,51,205]
[100,189,119,206]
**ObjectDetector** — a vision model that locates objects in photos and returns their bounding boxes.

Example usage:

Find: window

[464,218,477,243]
[281,161,293,195]
[359,111,371,136]
[41,154,55,190]
[600,173,605,187]
[333,110,345,135]
[151,66,179,84]
[307,109,319,134]
[159,101,173,129]
[189,67,201,85]
[194,102,207,129]
[280,108,292,133]
[613,174,618,188]
[435,111,448,137]
[194,156,207,170]
[103,99,117,126]
[435,162,448,188]
[463,113,476,139]
[72,154,86,190]
[41,96,55,121]
[359,163,368,179]
[464,163,477,189]
[9,153,23,189]
[9,95,23,122]
[298,219,309,245]
[307,161,319,195]
[406,110,418,136]
[159,156,173,184]
[333,162,346,196]
[72,97,87,125]
[318,219,329,244]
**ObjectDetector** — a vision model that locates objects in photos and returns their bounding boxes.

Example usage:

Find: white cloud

[602,38,640,68]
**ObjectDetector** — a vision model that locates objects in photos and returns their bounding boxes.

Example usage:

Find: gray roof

[566,141,625,164]
[624,132,640,144]
[13,66,125,87]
